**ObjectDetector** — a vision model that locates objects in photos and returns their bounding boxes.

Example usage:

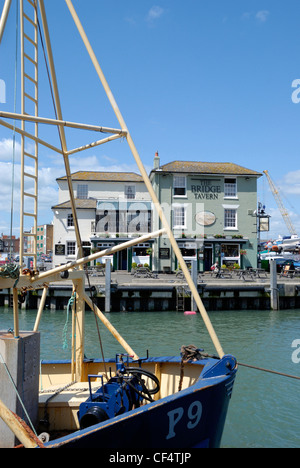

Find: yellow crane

[263,170,297,236]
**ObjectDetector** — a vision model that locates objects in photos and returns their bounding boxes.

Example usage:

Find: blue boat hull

[42,354,237,449]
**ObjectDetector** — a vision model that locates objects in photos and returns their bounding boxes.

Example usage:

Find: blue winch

[78,354,160,429]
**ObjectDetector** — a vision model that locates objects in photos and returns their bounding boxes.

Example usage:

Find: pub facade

[150,154,262,272]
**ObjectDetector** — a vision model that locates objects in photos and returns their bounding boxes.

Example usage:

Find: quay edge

[0,273,300,312]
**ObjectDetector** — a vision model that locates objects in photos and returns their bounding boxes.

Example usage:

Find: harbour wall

[0,274,300,312]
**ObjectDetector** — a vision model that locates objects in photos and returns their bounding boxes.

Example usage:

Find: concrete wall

[0,332,40,448]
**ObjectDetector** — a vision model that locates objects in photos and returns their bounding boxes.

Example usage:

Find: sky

[1,0,300,240]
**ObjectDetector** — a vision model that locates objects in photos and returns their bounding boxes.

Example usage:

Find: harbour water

[0,306,299,448]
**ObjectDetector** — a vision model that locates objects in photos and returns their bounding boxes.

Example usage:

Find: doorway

[204,246,213,271]
[118,249,128,270]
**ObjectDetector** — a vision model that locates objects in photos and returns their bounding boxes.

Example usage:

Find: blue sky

[1,0,300,239]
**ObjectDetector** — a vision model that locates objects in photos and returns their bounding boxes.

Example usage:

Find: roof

[57,171,144,182]
[153,161,262,177]
[52,199,97,210]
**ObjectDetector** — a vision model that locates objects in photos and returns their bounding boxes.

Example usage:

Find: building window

[67,241,76,256]
[77,184,88,199]
[224,178,237,198]
[222,244,239,257]
[173,176,186,197]
[224,209,237,229]
[173,206,186,229]
[125,186,136,199]
[67,213,74,227]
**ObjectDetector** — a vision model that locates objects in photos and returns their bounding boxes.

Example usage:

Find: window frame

[173,205,187,229]
[224,207,238,230]
[224,177,237,199]
[66,241,76,256]
[173,175,187,198]
[125,185,136,200]
[67,213,74,227]
[77,184,88,199]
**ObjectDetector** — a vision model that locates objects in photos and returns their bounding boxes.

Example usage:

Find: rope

[40,381,77,431]
[197,351,300,382]
[0,264,20,279]
[62,292,76,350]
[84,267,108,381]
[0,263,20,288]
[178,345,204,391]
[237,361,300,381]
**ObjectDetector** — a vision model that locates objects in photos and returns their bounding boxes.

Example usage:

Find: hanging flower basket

[240,249,247,256]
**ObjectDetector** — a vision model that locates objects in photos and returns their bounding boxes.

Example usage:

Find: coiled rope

[0,264,20,287]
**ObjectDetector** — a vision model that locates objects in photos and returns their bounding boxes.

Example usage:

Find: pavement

[50,269,300,289]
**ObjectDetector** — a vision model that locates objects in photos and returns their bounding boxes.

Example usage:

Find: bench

[250,268,268,279]
[214,268,232,279]
[86,266,105,277]
[175,270,204,283]
[238,269,255,281]
[134,267,158,278]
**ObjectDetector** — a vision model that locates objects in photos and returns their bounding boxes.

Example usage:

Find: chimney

[153,151,160,169]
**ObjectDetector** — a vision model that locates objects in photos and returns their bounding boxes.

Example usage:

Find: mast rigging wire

[9,0,19,260]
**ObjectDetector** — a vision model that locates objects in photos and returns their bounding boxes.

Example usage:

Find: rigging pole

[263,170,297,236]
[20,0,39,269]
[0,0,226,363]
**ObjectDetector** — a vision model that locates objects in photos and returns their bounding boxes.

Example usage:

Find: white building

[52,171,153,269]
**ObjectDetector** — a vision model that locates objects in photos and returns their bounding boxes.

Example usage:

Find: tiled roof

[52,199,97,210]
[156,161,262,176]
[57,171,144,182]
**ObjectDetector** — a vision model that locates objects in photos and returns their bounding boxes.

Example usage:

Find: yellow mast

[0,0,225,378]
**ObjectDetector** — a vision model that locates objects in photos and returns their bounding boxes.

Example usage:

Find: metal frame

[0,0,225,379]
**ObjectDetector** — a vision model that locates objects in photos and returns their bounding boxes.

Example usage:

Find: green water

[0,307,299,448]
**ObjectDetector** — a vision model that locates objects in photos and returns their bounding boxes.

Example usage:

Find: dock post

[270,259,279,310]
[105,259,111,312]
[0,332,40,448]
[191,260,198,312]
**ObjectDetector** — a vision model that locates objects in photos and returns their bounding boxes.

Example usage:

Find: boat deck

[38,359,205,432]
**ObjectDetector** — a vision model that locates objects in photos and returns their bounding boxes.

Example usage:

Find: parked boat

[0,0,237,449]
[37,351,237,449]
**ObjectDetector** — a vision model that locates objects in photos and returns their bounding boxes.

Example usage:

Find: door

[204,247,213,271]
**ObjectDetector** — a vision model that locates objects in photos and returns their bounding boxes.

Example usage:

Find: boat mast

[19,0,39,270]
[0,0,12,44]
[65,0,225,359]
[38,0,83,261]
[0,0,225,363]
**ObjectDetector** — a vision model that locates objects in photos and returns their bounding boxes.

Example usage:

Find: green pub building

[150,153,262,272]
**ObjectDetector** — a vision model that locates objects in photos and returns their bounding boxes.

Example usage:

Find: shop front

[90,237,154,271]
[202,238,250,271]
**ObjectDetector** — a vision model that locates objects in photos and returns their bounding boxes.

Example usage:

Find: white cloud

[0,137,150,233]
[278,170,300,195]
[256,10,270,23]
[242,10,270,23]
[0,138,21,161]
[147,6,164,22]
